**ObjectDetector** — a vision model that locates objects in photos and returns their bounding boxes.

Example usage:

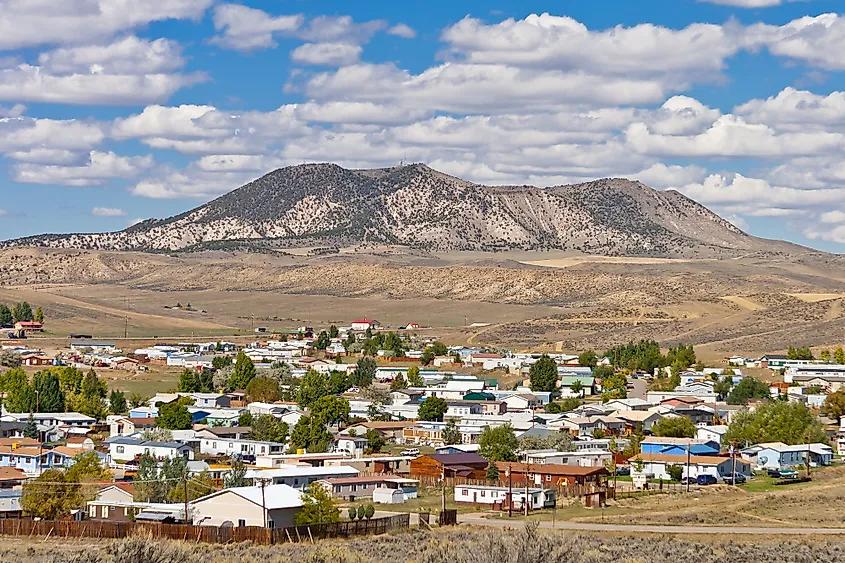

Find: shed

[372,487,405,504]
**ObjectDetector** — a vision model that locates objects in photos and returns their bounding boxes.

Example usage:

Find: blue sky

[3,0,845,251]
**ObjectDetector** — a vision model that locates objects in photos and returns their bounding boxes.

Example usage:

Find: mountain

[1,163,807,257]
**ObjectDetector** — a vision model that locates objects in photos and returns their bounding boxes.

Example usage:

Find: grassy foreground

[7,525,845,563]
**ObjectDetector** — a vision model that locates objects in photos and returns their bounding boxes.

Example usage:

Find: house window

[212,442,216,449]
[238,519,246,527]
[546,475,551,482]
[462,489,468,496]
[351,485,357,492]
[364,462,371,467]
[294,479,299,485]
[268,520,275,529]
[124,508,129,516]
[116,446,124,454]
[89,506,96,518]
[101,506,108,518]
[480,490,485,497]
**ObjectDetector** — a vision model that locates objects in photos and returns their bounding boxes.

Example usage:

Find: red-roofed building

[15,322,43,334]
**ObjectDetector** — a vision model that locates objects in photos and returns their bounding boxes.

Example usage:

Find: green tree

[578,350,597,368]
[329,371,351,395]
[295,482,340,525]
[725,401,827,445]
[0,366,26,392]
[0,349,21,367]
[33,371,64,412]
[347,507,357,520]
[7,377,36,413]
[605,340,666,374]
[545,397,582,413]
[364,428,385,453]
[251,414,289,443]
[311,395,351,426]
[34,307,44,324]
[822,390,845,421]
[727,377,771,405]
[442,418,461,445]
[329,325,340,339]
[596,365,627,401]
[407,365,424,387]
[390,371,408,390]
[21,468,80,519]
[0,304,11,326]
[478,423,518,462]
[12,302,33,323]
[364,504,374,520]
[178,369,199,393]
[714,376,733,399]
[835,346,845,365]
[289,415,334,453]
[82,369,107,399]
[297,370,331,409]
[134,453,166,502]
[486,461,500,482]
[420,349,436,366]
[212,356,233,370]
[351,356,377,388]
[315,331,331,350]
[246,376,281,403]
[238,412,254,427]
[357,505,365,519]
[228,352,257,390]
[653,416,697,438]
[787,346,814,361]
[666,464,684,482]
[529,355,558,392]
[57,367,84,396]
[109,390,127,414]
[23,413,38,439]
[156,401,193,430]
[418,396,448,421]
[666,344,696,369]
[820,349,832,362]
[570,380,585,397]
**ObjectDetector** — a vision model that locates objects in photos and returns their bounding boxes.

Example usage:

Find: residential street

[457,514,845,535]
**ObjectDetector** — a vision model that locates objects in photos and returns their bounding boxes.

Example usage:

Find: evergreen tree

[6,377,36,413]
[23,414,38,439]
[529,355,558,392]
[228,352,257,390]
[328,325,340,339]
[109,390,127,414]
[295,482,340,525]
[12,302,33,323]
[351,356,377,387]
[34,307,44,324]
[315,331,330,350]
[390,371,408,390]
[407,365,425,387]
[364,428,385,453]
[177,369,199,392]
[835,346,845,365]
[486,461,500,482]
[0,304,12,326]
[33,371,64,412]
[82,369,106,399]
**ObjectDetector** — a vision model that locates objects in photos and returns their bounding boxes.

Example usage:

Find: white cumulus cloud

[91,206,127,217]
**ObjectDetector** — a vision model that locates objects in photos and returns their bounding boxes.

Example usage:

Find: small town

[0,308,841,545]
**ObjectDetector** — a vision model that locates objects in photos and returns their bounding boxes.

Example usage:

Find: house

[190,393,231,409]
[603,398,653,411]
[65,436,95,451]
[195,426,252,441]
[21,354,53,367]
[390,389,425,406]
[503,394,543,412]
[435,444,481,455]
[247,466,359,490]
[742,442,833,469]
[318,475,419,501]
[0,422,25,439]
[505,463,609,487]
[351,319,380,331]
[632,453,750,481]
[95,483,136,503]
[15,321,43,334]
[335,436,369,458]
[404,322,421,330]
[88,500,184,523]
[523,450,612,468]
[0,445,74,476]
[403,422,484,446]
[454,484,556,510]
[70,340,117,353]
[0,490,22,518]
[107,437,194,461]
[342,421,409,443]
[192,484,303,528]
[247,402,290,417]
[696,425,729,445]
[610,410,662,432]
[559,376,595,396]
[410,453,489,479]
[324,456,412,474]
[0,467,26,489]
[199,437,285,458]
[640,437,721,457]
[446,401,484,418]
[107,416,157,437]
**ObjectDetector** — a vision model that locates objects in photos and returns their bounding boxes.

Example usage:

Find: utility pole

[686,442,691,492]
[731,441,737,485]
[507,464,512,518]
[440,466,447,513]
[183,473,190,526]
[524,461,530,517]
[260,478,268,528]
[807,433,812,479]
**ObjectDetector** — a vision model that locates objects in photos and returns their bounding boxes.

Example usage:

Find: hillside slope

[1,163,805,257]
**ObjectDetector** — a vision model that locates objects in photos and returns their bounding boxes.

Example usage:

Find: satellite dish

[759,456,768,464]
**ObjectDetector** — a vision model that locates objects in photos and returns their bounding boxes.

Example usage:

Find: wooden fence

[0,514,410,546]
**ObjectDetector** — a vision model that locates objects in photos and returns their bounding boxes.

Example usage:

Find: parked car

[722,473,747,484]
[680,476,695,485]
[696,474,718,486]
[400,448,420,456]
[615,465,631,476]
[766,468,783,478]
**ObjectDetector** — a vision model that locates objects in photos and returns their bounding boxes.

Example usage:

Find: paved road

[628,376,648,400]
[458,515,845,535]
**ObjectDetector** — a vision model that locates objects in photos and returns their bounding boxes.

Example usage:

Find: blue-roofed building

[640,437,721,456]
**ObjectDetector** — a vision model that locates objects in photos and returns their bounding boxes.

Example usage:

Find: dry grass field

[7,525,845,563]
[1,247,845,360]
